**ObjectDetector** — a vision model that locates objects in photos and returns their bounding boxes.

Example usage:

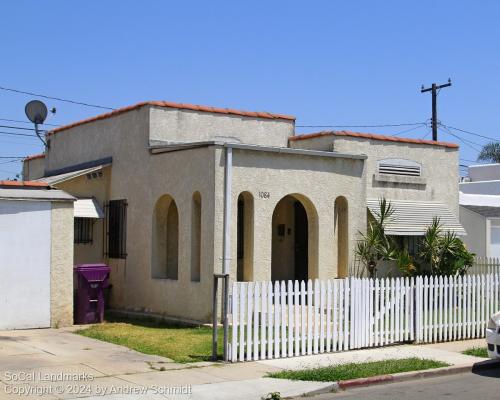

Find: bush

[355,199,475,277]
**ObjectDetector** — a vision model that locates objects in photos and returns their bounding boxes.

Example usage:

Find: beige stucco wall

[23,157,45,180]
[113,145,217,322]
[459,206,487,257]
[291,135,460,216]
[149,107,294,147]
[50,201,74,327]
[213,147,367,285]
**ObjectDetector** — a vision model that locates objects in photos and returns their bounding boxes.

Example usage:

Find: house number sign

[258,191,270,199]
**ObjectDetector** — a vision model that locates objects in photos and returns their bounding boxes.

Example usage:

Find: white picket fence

[229,273,500,362]
[468,257,500,275]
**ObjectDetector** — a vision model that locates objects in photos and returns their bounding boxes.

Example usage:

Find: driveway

[0,328,194,399]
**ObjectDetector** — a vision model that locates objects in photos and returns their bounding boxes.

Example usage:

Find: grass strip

[76,318,223,363]
[462,347,488,358]
[267,358,449,382]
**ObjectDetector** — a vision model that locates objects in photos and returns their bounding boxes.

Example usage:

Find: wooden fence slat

[333,279,339,352]
[247,282,254,361]
[231,282,238,362]
[344,279,350,351]
[301,280,306,355]
[267,282,273,359]
[281,281,287,358]
[294,280,300,357]
[274,281,280,358]
[239,283,246,361]
[307,279,313,355]
[288,280,294,357]
[326,280,332,352]
[260,282,267,359]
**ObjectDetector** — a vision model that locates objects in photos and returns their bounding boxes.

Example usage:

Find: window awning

[74,198,104,219]
[367,199,466,236]
[37,163,110,186]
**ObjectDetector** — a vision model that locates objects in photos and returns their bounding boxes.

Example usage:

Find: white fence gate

[229,273,500,362]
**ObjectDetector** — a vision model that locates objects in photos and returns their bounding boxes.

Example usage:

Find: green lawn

[75,319,223,363]
[462,347,489,358]
[267,358,449,382]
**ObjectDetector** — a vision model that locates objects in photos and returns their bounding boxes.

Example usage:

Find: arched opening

[334,196,349,278]
[191,192,201,282]
[271,194,318,281]
[236,192,254,281]
[152,195,179,280]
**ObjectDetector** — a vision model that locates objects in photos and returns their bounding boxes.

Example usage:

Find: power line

[0,85,115,110]
[0,131,38,138]
[0,118,58,127]
[295,122,425,128]
[438,126,482,152]
[0,159,22,165]
[0,140,41,147]
[390,123,427,136]
[0,156,24,159]
[442,124,500,143]
[0,124,45,132]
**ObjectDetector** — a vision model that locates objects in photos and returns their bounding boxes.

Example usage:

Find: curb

[305,360,500,395]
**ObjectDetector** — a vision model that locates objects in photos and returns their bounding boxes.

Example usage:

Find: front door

[294,201,308,281]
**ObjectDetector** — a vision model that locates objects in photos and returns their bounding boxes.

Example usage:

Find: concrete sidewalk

[0,328,488,399]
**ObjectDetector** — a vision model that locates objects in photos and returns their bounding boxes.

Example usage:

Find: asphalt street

[306,368,500,400]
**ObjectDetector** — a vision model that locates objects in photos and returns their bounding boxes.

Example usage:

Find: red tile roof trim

[0,180,49,188]
[24,153,46,161]
[47,101,295,136]
[289,130,459,149]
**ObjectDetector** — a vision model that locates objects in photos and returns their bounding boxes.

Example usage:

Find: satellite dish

[25,100,48,124]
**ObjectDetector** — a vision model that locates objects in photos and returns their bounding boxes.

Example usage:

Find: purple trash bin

[74,264,110,324]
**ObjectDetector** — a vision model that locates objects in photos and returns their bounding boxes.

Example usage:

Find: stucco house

[23,101,464,322]
[460,163,500,258]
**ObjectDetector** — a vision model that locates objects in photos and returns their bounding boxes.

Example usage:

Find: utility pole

[421,79,452,141]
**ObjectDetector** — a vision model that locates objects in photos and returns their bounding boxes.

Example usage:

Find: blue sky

[1,1,499,179]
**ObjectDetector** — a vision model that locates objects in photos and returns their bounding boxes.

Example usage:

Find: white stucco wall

[460,180,500,195]
[468,163,500,182]
[0,198,74,329]
[459,206,487,257]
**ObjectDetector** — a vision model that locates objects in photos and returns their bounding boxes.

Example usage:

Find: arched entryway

[271,194,318,281]
[236,191,254,281]
[334,196,349,278]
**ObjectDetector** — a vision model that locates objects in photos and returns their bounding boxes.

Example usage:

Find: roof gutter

[150,141,367,160]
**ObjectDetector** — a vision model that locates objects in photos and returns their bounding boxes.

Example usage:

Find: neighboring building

[23,101,463,322]
[0,180,74,329]
[460,163,500,258]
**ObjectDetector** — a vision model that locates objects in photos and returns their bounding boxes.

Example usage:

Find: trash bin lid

[74,264,110,282]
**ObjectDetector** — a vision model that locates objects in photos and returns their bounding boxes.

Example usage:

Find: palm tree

[478,142,500,163]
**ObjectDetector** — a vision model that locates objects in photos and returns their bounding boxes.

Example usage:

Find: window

[74,218,93,244]
[395,236,421,257]
[106,199,127,259]
[378,158,421,177]
[166,201,179,279]
[191,192,201,282]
